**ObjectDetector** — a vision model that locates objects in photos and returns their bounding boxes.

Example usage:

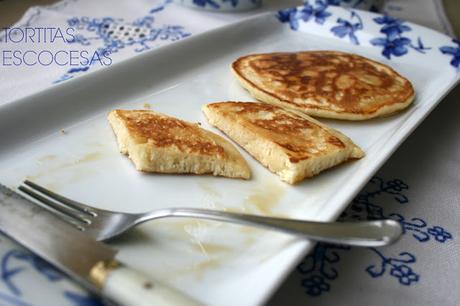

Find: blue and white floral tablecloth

[0,0,459,305]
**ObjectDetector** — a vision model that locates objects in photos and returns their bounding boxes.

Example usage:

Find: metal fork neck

[136,208,402,247]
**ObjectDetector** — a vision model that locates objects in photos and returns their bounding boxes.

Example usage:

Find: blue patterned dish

[174,0,261,12]
[0,1,458,306]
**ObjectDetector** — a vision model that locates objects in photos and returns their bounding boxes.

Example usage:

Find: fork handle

[138,208,402,247]
[95,261,202,306]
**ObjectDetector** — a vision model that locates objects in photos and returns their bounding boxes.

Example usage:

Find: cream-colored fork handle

[90,260,202,306]
[136,208,402,247]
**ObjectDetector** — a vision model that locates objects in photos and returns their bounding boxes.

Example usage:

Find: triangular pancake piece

[108,109,250,179]
[202,102,364,184]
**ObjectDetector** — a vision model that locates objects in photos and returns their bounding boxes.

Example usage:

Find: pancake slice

[202,102,364,184]
[231,51,415,120]
[108,109,250,179]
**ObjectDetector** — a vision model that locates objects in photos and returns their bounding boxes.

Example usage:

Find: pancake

[108,109,250,179]
[202,102,364,184]
[231,51,415,120]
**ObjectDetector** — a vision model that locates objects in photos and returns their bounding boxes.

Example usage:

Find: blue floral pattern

[330,11,363,45]
[370,15,430,59]
[64,292,102,306]
[389,263,419,285]
[366,248,419,285]
[0,249,101,306]
[54,0,190,83]
[277,0,332,30]
[302,275,330,296]
[193,0,220,9]
[427,226,453,242]
[1,250,62,296]
[191,0,257,9]
[296,177,453,297]
[440,39,460,69]
[278,0,367,44]
[298,244,350,296]
[276,2,460,70]
[0,0,458,304]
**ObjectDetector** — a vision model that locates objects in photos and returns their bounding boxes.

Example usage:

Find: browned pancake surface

[114,110,225,156]
[232,51,414,119]
[211,102,347,163]
[203,101,364,183]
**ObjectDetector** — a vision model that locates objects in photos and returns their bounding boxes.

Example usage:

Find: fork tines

[19,180,96,231]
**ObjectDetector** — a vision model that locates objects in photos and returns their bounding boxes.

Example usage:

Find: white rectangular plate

[0,3,459,306]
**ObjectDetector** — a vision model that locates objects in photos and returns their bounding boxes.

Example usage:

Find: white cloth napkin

[0,0,301,106]
[0,0,458,305]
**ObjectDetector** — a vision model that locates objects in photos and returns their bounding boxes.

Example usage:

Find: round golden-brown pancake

[231,51,415,120]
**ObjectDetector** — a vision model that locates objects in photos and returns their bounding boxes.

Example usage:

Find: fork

[18,180,402,247]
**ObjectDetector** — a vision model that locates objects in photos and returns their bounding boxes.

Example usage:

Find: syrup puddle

[162,180,287,279]
[191,242,231,257]
[244,181,286,215]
